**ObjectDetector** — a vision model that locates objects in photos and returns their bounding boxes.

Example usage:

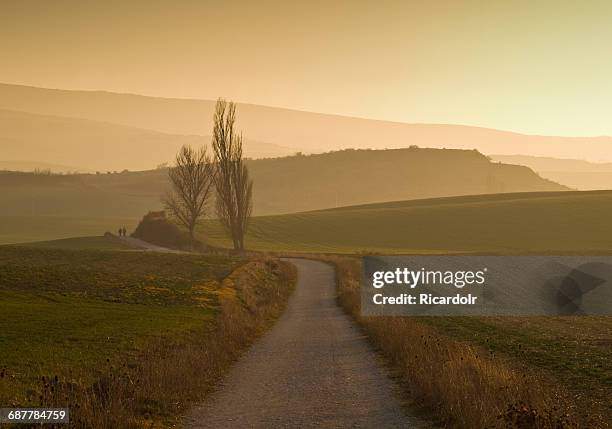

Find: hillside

[491,154,612,190]
[0,160,88,173]
[0,147,565,244]
[0,109,296,171]
[1,148,566,218]
[2,83,612,162]
[248,148,566,213]
[201,190,612,253]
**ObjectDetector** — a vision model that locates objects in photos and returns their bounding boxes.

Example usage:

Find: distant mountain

[491,155,612,190]
[1,83,612,162]
[0,147,565,222]
[0,109,297,171]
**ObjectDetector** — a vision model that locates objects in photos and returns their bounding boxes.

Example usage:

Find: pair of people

[118,227,127,237]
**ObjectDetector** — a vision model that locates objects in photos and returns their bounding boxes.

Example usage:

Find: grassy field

[329,256,611,428]
[21,235,134,250]
[2,186,595,251]
[0,246,241,411]
[202,190,612,253]
[423,316,612,410]
[0,245,298,427]
[0,215,140,245]
[12,190,612,254]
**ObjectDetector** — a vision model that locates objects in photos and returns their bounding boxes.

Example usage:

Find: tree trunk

[189,225,195,251]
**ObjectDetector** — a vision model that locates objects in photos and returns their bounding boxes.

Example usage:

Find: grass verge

[322,256,608,428]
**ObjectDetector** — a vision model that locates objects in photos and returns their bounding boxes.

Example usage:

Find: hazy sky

[1,0,611,136]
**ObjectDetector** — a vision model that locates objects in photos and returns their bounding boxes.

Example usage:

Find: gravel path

[184,258,421,428]
[119,236,187,253]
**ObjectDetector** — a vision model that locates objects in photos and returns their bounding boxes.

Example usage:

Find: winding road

[184,259,421,428]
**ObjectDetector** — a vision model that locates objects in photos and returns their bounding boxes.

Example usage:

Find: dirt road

[119,236,186,253]
[185,259,421,428]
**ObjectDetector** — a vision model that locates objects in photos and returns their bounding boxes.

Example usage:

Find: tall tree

[163,145,215,248]
[212,99,253,251]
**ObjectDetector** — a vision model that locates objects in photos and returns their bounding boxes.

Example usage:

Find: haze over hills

[0,160,89,173]
[0,109,297,171]
[0,147,566,244]
[491,155,612,190]
[2,83,612,163]
[1,147,566,216]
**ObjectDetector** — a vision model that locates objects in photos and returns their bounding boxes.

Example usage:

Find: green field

[0,215,140,245]
[201,190,612,253]
[21,235,134,250]
[424,316,612,419]
[0,246,242,405]
[14,190,612,254]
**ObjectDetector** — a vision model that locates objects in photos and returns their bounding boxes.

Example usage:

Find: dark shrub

[131,211,202,251]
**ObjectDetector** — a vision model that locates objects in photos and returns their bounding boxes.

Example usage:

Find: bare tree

[212,99,253,251]
[163,145,215,248]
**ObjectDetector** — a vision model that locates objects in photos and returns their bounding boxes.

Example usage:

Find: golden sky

[1,0,611,136]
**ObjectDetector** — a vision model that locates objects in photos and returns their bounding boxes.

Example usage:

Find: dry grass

[324,256,596,429]
[28,258,296,428]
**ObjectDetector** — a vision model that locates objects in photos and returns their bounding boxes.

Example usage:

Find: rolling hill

[246,148,566,213]
[1,148,566,218]
[2,83,612,162]
[0,109,296,171]
[26,191,612,254]
[491,154,612,191]
[201,190,612,253]
[0,147,566,244]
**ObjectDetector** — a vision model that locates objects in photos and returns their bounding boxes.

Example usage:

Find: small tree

[162,145,215,248]
[212,99,253,251]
